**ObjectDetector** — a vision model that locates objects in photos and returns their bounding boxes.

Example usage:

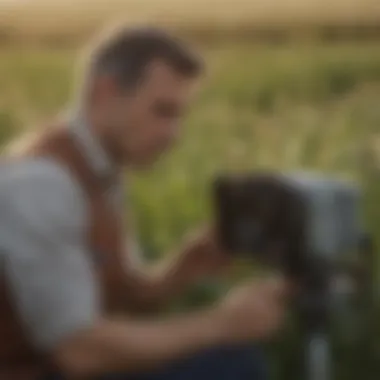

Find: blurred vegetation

[1,41,380,378]
[1,0,380,47]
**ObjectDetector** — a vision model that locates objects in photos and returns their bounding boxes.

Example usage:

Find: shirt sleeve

[0,160,101,352]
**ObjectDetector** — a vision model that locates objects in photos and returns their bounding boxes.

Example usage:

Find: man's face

[94,60,199,167]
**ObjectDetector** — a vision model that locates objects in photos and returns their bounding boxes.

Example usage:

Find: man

[0,26,288,379]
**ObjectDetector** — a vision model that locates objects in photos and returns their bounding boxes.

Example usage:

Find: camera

[213,171,363,278]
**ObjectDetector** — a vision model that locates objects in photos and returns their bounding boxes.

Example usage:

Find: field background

[1,0,380,378]
[1,0,380,44]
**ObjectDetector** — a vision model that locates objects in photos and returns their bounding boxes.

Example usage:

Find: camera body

[213,171,363,278]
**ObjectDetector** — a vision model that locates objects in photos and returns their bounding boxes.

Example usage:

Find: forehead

[138,59,198,98]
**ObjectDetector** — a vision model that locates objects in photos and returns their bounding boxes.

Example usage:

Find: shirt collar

[65,110,117,181]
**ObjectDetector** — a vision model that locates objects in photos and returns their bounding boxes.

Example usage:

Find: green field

[1,42,380,254]
[1,40,380,378]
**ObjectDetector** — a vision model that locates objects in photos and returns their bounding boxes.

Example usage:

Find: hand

[217,276,289,343]
[177,227,232,281]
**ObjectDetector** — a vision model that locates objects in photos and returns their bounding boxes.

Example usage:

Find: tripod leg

[305,333,332,380]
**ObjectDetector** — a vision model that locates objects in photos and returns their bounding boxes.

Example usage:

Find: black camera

[212,171,363,278]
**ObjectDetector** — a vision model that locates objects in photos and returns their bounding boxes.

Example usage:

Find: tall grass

[1,42,380,254]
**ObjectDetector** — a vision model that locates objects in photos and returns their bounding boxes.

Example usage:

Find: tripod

[291,234,376,380]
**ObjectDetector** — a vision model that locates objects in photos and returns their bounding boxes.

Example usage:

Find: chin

[129,156,158,170]
[130,162,152,171]
[128,148,167,170]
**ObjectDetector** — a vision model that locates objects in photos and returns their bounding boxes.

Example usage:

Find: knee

[215,344,269,377]
[100,344,269,380]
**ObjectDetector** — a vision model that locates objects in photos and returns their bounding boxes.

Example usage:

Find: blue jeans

[45,344,268,380]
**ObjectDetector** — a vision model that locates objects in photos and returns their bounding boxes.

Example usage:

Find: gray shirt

[0,117,132,351]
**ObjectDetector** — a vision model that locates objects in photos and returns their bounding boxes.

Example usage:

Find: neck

[98,129,125,169]
[89,114,130,170]
[72,101,134,172]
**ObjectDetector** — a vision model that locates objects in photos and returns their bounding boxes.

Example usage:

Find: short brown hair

[85,25,204,89]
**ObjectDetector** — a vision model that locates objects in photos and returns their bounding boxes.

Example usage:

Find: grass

[1,41,379,256]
